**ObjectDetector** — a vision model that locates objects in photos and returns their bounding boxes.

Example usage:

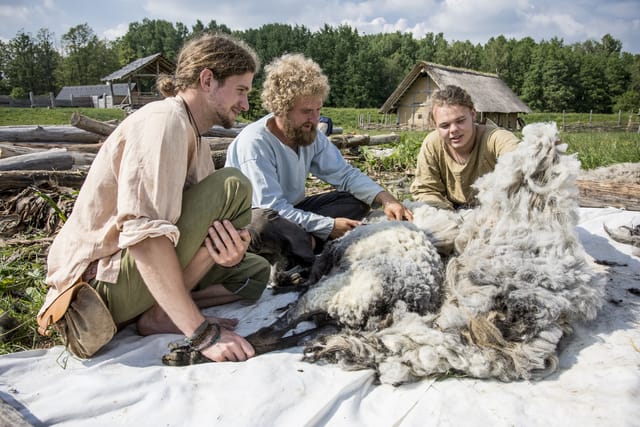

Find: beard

[215,110,234,129]
[282,117,317,147]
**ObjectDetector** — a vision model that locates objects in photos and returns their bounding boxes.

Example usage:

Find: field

[0,107,639,354]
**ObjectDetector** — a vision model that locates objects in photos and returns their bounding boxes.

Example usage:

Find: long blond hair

[157,33,259,97]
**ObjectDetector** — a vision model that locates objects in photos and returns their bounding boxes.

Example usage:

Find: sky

[1,0,639,54]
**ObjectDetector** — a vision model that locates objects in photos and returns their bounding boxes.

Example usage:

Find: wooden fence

[0,93,93,108]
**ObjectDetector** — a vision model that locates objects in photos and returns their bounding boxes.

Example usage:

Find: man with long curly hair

[226,53,412,271]
[39,33,270,363]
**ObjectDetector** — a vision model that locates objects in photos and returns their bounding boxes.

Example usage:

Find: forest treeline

[1,18,639,119]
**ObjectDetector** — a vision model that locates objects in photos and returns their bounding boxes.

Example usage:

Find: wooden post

[562,110,565,131]
[618,110,622,126]
[29,91,34,108]
[49,92,55,108]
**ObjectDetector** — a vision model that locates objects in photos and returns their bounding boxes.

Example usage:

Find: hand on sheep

[375,191,414,221]
[330,218,361,239]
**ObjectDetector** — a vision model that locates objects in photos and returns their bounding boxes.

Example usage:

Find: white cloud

[0,0,638,53]
[102,23,129,40]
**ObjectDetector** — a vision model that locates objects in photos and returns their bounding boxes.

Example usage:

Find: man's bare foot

[136,306,239,336]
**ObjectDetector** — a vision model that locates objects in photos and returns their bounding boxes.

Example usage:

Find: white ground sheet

[1,207,639,427]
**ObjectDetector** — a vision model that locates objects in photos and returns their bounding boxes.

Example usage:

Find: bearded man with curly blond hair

[226,54,412,273]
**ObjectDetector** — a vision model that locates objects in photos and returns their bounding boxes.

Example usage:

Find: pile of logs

[0,113,638,210]
[0,113,397,192]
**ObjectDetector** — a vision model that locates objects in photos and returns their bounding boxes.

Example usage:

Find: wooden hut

[379,62,531,130]
[101,53,175,108]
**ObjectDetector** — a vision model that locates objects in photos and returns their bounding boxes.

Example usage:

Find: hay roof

[379,61,531,114]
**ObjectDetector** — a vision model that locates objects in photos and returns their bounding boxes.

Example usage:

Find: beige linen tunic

[40,96,214,314]
[410,124,519,210]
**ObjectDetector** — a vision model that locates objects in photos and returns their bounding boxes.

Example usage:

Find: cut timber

[68,113,246,139]
[70,111,117,136]
[577,180,640,211]
[0,146,95,170]
[0,143,41,158]
[204,137,235,151]
[0,125,102,143]
[329,134,400,149]
[10,142,104,154]
[0,150,74,171]
[0,170,87,192]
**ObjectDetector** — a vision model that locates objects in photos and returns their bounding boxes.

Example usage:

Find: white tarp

[1,207,639,427]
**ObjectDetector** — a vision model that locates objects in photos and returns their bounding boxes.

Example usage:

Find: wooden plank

[577,180,640,211]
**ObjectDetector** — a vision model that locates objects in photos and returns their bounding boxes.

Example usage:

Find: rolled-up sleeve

[116,108,189,249]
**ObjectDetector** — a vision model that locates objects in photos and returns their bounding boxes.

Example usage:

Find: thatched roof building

[101,53,175,107]
[380,62,531,130]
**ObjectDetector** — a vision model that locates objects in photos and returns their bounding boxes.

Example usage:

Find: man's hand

[330,217,361,239]
[200,327,256,362]
[375,191,413,221]
[204,220,251,267]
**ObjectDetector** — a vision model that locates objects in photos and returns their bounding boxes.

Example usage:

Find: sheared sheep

[244,206,461,355]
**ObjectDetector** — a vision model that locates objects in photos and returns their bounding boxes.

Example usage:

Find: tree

[447,40,482,70]
[34,28,61,95]
[0,39,7,94]
[613,53,640,112]
[57,24,118,87]
[2,31,38,95]
[116,19,185,64]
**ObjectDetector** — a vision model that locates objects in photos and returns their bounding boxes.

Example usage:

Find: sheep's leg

[243,310,337,355]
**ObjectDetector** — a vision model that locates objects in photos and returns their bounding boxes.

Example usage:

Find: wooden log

[70,111,117,136]
[0,143,41,158]
[0,170,87,191]
[0,144,96,167]
[212,150,226,169]
[329,133,400,149]
[204,137,234,151]
[0,125,102,143]
[203,127,242,138]
[9,142,104,154]
[577,180,640,211]
[0,150,74,171]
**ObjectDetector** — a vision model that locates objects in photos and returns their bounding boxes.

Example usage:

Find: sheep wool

[304,122,606,385]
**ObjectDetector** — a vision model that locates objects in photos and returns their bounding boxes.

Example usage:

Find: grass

[0,107,638,355]
[0,107,126,126]
[0,237,56,353]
